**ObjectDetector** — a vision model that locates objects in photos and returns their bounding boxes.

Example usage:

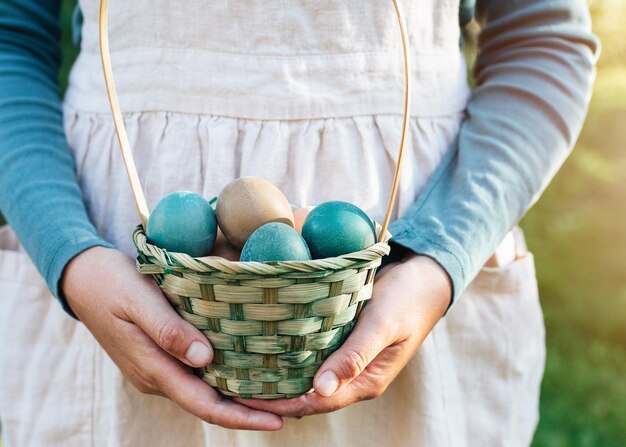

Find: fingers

[237,341,411,418]
[153,352,284,430]
[126,281,214,368]
[312,311,392,397]
[162,365,284,431]
[127,295,282,429]
[236,391,349,418]
[113,321,283,431]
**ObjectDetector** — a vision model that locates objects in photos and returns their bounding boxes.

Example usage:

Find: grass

[525,66,626,446]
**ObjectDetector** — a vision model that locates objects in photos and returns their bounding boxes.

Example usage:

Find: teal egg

[146,191,217,257]
[302,201,376,259]
[240,223,311,262]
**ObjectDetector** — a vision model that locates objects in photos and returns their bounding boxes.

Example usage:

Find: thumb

[129,284,214,368]
[313,315,391,398]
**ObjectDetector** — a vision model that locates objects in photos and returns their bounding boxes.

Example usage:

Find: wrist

[401,253,453,315]
[60,245,113,314]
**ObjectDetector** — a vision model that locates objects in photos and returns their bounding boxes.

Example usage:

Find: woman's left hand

[236,253,452,417]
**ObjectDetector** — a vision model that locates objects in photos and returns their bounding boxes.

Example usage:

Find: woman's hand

[236,253,451,417]
[61,246,283,431]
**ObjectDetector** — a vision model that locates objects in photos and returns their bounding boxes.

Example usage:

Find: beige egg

[293,206,315,234]
[216,177,295,249]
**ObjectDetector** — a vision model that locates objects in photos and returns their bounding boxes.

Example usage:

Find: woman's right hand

[61,245,283,431]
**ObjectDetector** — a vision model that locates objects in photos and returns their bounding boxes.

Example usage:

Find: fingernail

[185,341,211,366]
[316,371,339,397]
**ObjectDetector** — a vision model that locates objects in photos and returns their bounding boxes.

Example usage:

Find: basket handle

[98,0,411,242]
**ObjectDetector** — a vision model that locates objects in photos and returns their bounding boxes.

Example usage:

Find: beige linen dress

[0,1,545,446]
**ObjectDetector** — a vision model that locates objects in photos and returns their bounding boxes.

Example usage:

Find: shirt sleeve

[0,0,113,316]
[388,0,600,304]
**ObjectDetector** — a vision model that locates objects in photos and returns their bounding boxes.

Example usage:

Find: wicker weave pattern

[134,226,390,398]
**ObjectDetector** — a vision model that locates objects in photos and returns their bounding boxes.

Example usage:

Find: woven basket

[134,224,390,398]
[99,0,412,398]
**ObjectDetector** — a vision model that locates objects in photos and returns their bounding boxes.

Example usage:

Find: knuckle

[337,349,368,379]
[126,365,160,395]
[364,387,384,400]
[293,401,310,418]
[198,409,217,426]
[155,320,185,353]
[136,383,154,395]
[202,414,216,426]
[129,376,155,395]
[196,399,228,427]
[361,382,388,401]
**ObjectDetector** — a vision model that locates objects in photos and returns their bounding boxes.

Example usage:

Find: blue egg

[146,191,217,257]
[302,201,376,259]
[240,223,311,262]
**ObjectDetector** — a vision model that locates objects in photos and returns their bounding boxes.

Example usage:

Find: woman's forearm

[0,0,111,313]
[390,0,599,304]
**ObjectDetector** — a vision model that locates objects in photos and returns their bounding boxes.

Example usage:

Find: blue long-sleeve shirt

[0,0,599,314]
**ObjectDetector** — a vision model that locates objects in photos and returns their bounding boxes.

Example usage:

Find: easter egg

[302,201,376,259]
[146,191,217,257]
[293,206,315,234]
[209,228,241,261]
[240,222,311,262]
[216,177,295,249]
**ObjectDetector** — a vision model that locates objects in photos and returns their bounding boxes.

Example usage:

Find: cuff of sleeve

[388,219,468,309]
[45,236,114,319]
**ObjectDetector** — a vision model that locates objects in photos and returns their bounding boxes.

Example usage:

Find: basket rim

[133,224,391,275]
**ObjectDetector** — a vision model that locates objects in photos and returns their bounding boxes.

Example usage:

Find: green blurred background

[522,1,626,444]
[1,1,625,445]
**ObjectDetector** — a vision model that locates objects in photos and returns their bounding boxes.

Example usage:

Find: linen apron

[0,1,546,446]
